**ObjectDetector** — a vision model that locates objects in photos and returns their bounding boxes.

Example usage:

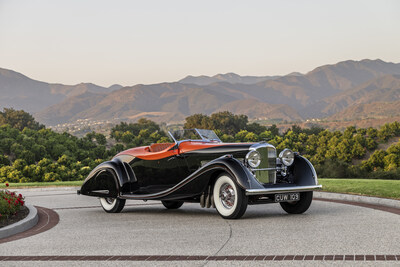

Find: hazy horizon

[1,0,399,87]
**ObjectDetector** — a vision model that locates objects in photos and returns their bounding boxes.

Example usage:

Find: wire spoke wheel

[219,183,236,209]
[213,173,248,219]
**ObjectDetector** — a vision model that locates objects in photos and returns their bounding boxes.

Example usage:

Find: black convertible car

[78,129,321,219]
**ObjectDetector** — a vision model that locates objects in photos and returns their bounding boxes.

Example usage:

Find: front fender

[79,158,134,197]
[293,155,318,186]
[203,156,259,190]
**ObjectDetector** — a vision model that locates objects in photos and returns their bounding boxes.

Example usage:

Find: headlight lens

[246,150,261,168]
[279,149,294,166]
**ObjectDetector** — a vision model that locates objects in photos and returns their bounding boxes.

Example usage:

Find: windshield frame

[167,128,222,143]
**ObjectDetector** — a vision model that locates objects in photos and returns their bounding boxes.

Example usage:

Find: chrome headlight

[246,150,261,168]
[279,149,294,166]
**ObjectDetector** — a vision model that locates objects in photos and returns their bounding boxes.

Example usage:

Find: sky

[1,0,399,87]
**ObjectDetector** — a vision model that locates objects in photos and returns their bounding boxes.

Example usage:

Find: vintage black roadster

[78,129,321,219]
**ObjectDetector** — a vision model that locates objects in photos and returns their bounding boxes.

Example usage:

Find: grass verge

[319,178,400,200]
[0,181,83,188]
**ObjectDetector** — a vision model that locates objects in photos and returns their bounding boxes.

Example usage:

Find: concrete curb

[14,186,80,192]
[0,204,38,239]
[314,191,400,209]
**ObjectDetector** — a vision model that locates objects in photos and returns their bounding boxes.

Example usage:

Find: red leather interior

[148,143,174,152]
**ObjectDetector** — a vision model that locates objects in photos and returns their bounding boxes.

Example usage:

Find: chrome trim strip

[249,142,275,151]
[250,167,277,171]
[245,185,322,195]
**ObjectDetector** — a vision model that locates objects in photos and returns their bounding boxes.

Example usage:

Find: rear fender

[80,158,134,197]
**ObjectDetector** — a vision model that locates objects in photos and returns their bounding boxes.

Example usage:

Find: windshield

[168,129,221,143]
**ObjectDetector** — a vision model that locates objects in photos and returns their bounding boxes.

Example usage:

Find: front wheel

[280,191,313,214]
[100,197,126,213]
[213,173,248,219]
[162,201,184,209]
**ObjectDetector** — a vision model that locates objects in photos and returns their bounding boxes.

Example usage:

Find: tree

[302,125,325,135]
[95,133,107,145]
[259,130,273,141]
[0,108,44,130]
[288,125,302,135]
[244,132,258,142]
[121,131,134,144]
[210,111,248,135]
[183,114,211,130]
[235,130,249,142]
[336,139,352,162]
[13,159,27,171]
[267,124,280,137]
[183,111,248,135]
[351,142,366,159]
[111,118,162,139]
[19,150,35,165]
[0,138,15,154]
[362,150,387,171]
[343,126,356,139]
[220,134,234,143]
[0,155,10,166]
[246,123,267,135]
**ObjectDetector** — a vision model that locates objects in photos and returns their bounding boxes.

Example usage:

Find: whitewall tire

[100,197,126,213]
[213,173,248,219]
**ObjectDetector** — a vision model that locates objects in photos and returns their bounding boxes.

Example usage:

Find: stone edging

[0,204,38,239]
[0,255,399,262]
[314,191,400,209]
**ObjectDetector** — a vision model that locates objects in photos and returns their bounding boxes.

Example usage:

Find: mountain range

[1,59,400,127]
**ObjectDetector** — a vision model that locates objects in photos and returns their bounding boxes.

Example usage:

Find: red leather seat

[148,143,174,152]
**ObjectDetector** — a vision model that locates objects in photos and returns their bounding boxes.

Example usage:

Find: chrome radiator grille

[252,145,276,184]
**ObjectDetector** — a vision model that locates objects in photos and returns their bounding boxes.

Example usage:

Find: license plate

[274,193,300,203]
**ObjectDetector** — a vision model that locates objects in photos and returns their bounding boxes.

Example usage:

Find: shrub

[0,183,25,220]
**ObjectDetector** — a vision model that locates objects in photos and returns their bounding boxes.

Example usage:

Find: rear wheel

[100,197,126,213]
[213,173,248,219]
[280,191,313,214]
[162,201,184,209]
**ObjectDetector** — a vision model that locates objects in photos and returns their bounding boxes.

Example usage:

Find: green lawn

[2,179,400,200]
[0,181,83,188]
[319,178,400,200]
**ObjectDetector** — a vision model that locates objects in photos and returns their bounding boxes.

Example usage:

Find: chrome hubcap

[219,183,235,209]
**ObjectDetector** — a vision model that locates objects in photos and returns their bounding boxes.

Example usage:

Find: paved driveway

[0,188,399,266]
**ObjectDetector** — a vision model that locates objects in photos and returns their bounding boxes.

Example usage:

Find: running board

[91,190,110,194]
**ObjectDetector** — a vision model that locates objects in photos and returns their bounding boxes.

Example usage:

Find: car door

[128,148,190,194]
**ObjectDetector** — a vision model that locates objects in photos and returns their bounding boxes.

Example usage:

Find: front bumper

[245,184,322,196]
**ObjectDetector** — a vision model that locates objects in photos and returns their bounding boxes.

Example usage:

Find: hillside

[35,92,107,125]
[37,83,239,125]
[179,72,281,85]
[2,59,400,126]
[305,59,400,91]
[203,59,400,113]
[216,99,303,122]
[0,68,112,113]
[328,100,400,121]
[303,74,400,118]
